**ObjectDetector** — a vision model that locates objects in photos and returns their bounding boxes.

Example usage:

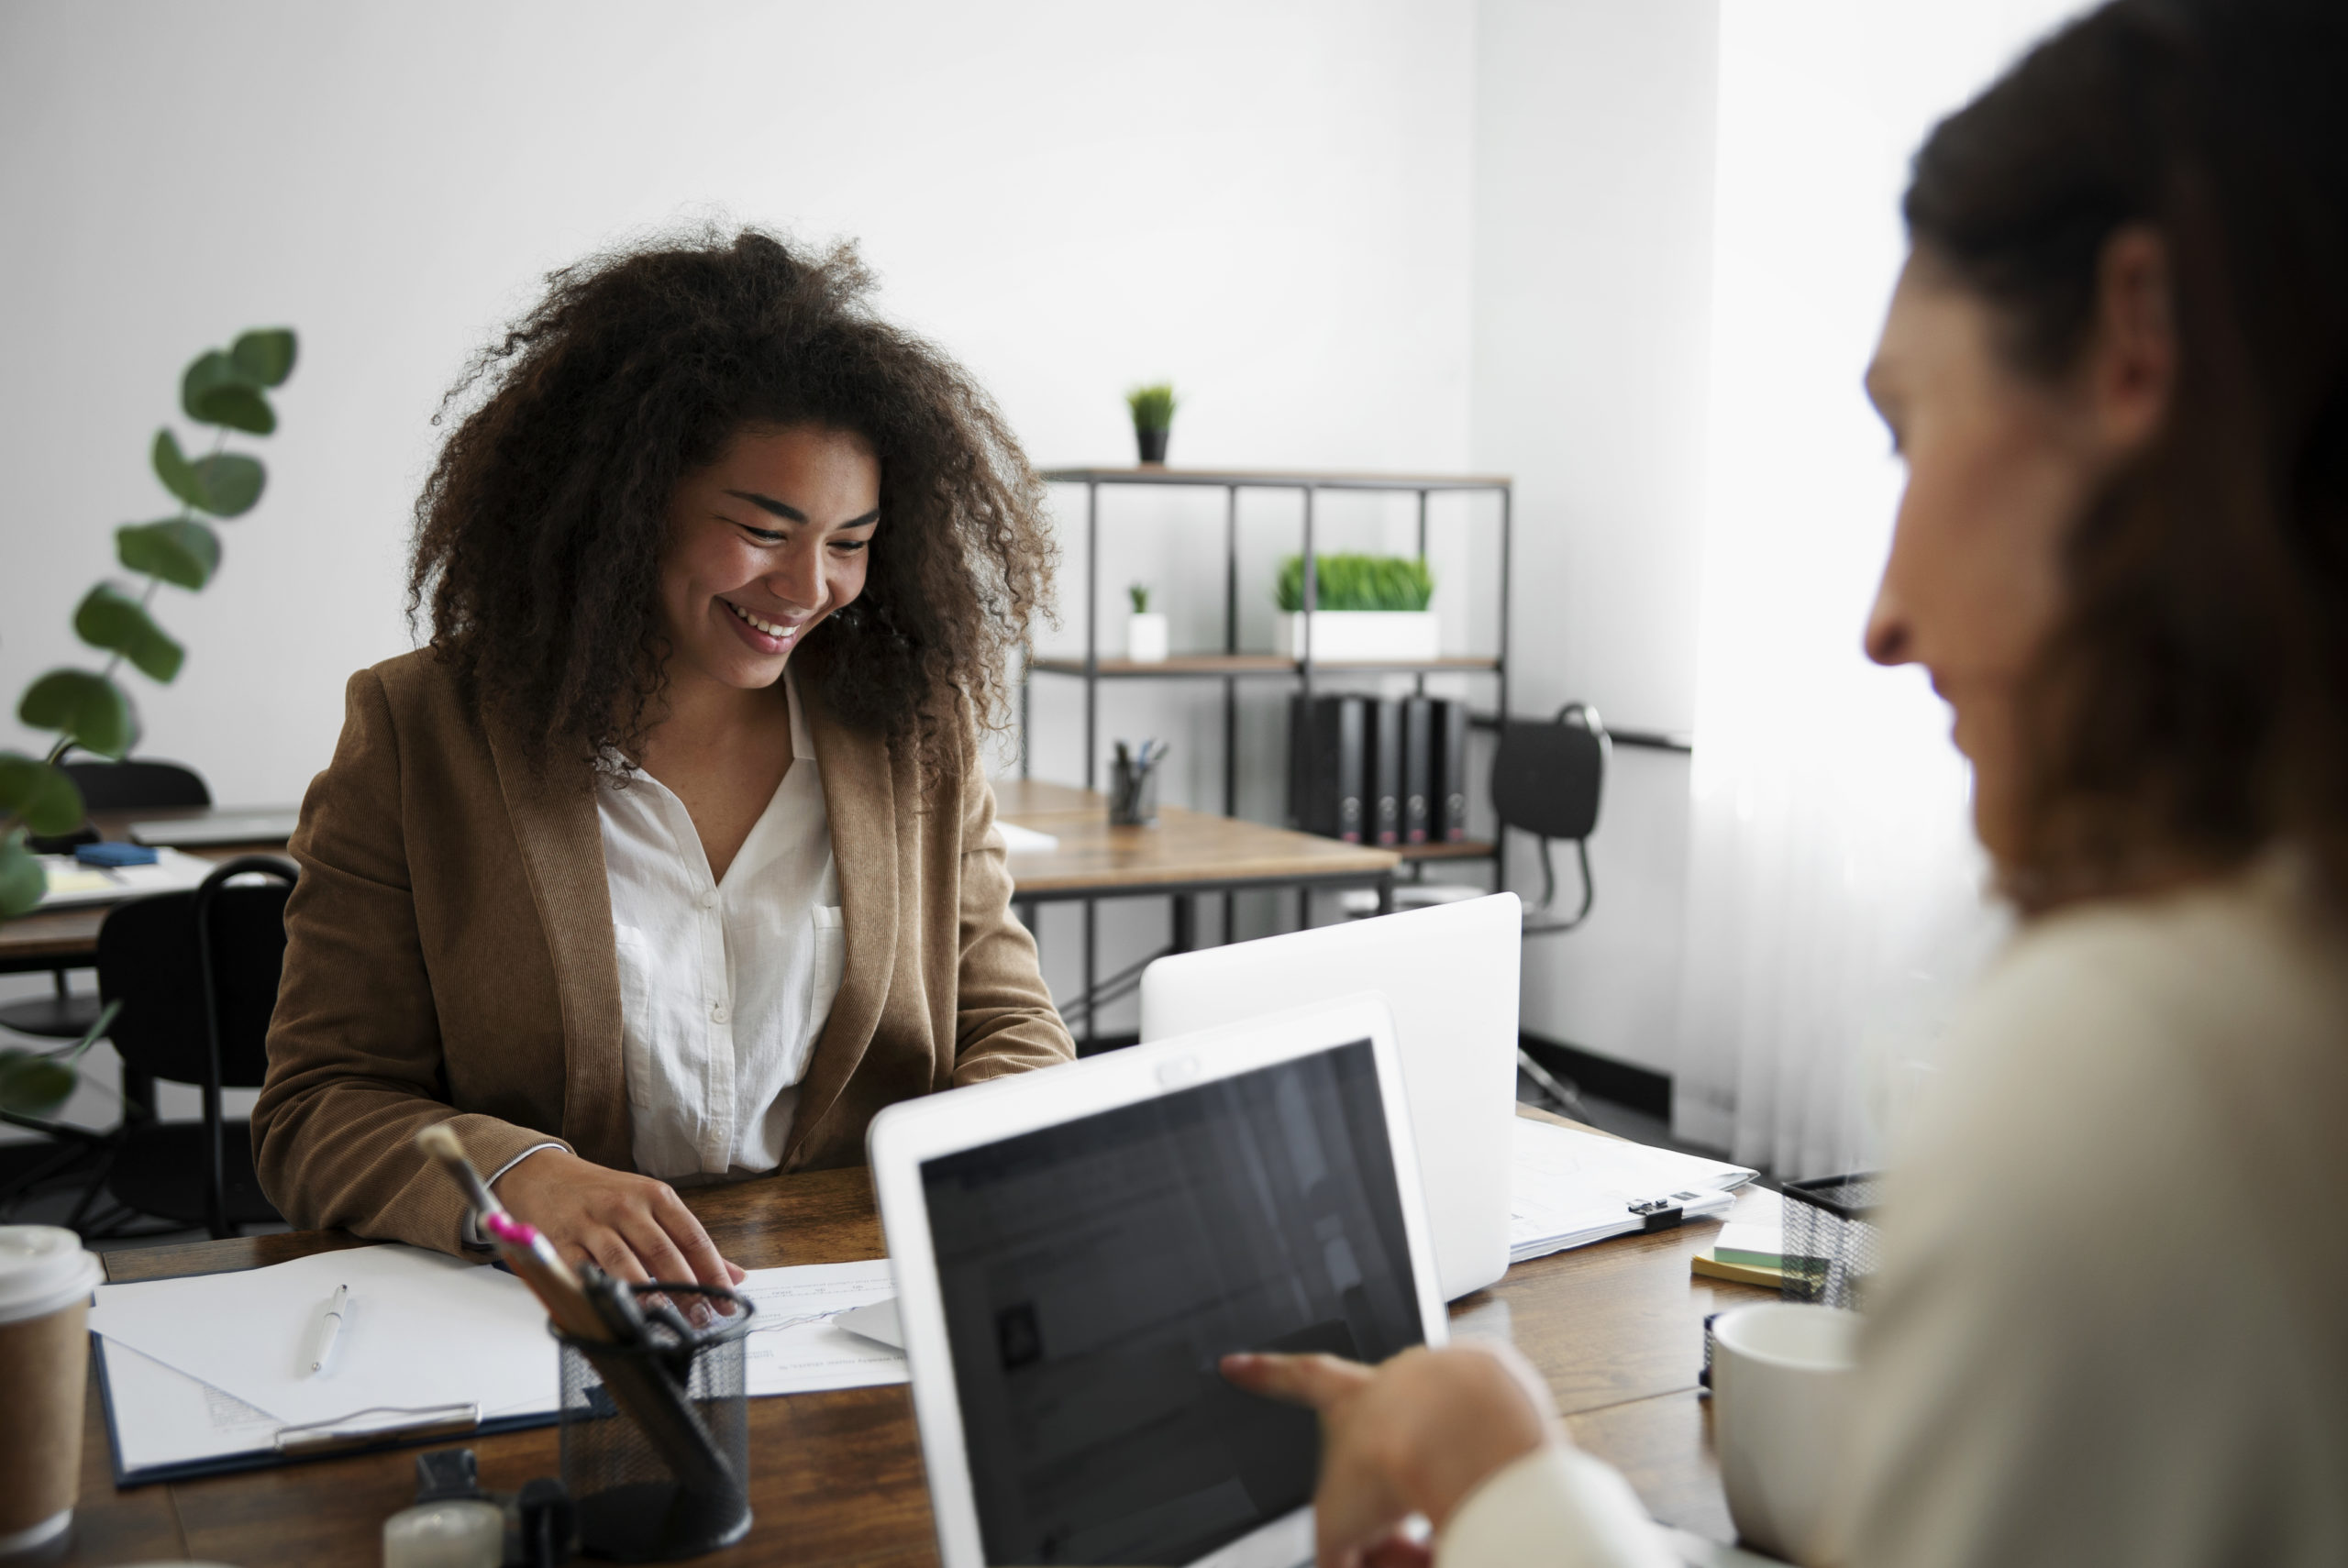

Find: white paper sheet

[1510,1120,1755,1263]
[37,846,219,909]
[88,1245,560,1430]
[994,822,1060,855]
[737,1259,907,1394]
[98,1337,285,1475]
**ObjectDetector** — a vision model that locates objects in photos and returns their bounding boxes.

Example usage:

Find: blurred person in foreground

[1224,1,2348,1562]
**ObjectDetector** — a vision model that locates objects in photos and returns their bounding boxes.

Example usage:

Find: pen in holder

[1109,739,1167,827]
[555,1282,755,1562]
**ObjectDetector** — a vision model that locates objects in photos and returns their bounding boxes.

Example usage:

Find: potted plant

[1126,382,1176,466]
[1125,584,1168,663]
[0,327,296,1119]
[1274,553,1439,662]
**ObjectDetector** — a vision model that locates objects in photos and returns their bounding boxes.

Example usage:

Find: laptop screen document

[919,1039,1423,1566]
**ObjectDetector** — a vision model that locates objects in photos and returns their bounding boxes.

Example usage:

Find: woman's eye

[831,538,869,553]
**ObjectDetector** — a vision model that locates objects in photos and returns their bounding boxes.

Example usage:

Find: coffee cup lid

[0,1225,103,1324]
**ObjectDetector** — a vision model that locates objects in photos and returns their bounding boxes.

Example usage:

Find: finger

[587,1231,652,1287]
[617,1209,697,1290]
[725,1260,747,1285]
[650,1188,736,1290]
[1221,1351,1373,1408]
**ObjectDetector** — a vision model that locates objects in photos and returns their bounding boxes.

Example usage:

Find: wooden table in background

[0,808,294,977]
[63,1158,1775,1566]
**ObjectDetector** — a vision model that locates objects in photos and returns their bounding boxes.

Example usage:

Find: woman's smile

[721,595,807,655]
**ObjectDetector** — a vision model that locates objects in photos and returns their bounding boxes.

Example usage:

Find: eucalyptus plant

[0,328,297,924]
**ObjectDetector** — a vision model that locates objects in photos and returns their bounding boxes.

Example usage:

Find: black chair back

[98,872,292,1090]
[61,757,212,812]
[1490,703,1611,933]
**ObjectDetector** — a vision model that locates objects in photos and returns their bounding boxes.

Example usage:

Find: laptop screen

[920,1039,1424,1566]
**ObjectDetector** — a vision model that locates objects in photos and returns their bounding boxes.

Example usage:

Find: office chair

[5,756,212,1043]
[91,854,294,1238]
[1491,701,1609,934]
[1490,702,1611,1121]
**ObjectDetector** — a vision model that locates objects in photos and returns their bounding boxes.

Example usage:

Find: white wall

[1472,0,1720,1074]
[0,0,1478,1121]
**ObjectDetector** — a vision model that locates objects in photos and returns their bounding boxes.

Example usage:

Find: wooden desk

[0,809,294,977]
[64,1167,1775,1566]
[995,778,1399,904]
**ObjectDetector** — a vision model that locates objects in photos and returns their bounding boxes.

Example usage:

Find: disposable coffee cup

[1710,1301,1859,1564]
[0,1227,104,1562]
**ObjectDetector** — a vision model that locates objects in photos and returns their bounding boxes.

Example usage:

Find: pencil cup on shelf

[557,1283,755,1562]
[1108,739,1167,827]
[1778,1173,1882,1310]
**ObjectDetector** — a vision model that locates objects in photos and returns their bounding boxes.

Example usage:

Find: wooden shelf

[1040,465,1512,492]
[1028,655,1501,679]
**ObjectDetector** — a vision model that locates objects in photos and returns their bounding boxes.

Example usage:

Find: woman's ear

[2085,226,2177,458]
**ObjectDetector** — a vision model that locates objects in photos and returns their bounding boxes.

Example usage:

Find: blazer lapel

[483,718,632,1170]
[785,675,900,1165]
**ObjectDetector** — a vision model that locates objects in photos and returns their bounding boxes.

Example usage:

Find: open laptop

[1138,894,1520,1301]
[870,994,1450,1568]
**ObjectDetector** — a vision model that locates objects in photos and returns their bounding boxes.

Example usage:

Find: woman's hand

[493,1149,747,1288]
[1221,1343,1558,1568]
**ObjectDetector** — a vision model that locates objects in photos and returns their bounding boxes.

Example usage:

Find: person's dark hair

[1905,0,2348,910]
[409,228,1055,780]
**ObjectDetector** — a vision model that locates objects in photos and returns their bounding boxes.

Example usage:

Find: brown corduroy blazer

[250,646,1072,1254]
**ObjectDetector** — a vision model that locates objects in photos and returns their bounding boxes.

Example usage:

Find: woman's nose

[1864,582,1912,667]
[765,545,825,610]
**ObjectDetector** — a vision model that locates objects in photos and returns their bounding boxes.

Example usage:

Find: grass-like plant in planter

[0,328,297,1117]
[1127,382,1177,465]
[1274,553,1440,662]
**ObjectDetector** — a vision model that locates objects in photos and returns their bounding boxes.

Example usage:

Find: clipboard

[93,1332,561,1486]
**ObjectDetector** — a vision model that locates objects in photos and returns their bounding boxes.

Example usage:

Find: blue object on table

[76,841,160,867]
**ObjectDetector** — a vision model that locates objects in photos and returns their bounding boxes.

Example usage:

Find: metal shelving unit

[1021,466,1514,890]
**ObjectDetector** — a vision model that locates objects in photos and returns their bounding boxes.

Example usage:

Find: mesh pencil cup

[555,1283,755,1562]
[1778,1173,1883,1311]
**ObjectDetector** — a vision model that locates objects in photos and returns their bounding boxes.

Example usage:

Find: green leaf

[18,668,136,758]
[151,430,264,516]
[73,585,185,682]
[0,832,42,921]
[0,754,84,837]
[0,1050,78,1120]
[231,328,297,387]
[183,350,276,435]
[117,518,222,590]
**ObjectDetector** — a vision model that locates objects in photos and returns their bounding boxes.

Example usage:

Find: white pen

[307,1284,349,1377]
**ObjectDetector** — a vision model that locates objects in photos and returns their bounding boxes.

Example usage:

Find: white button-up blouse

[594,674,846,1182]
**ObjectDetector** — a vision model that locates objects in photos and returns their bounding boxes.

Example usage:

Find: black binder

[1363,698,1403,847]
[1289,694,1366,843]
[1401,697,1434,845]
[1429,698,1470,841]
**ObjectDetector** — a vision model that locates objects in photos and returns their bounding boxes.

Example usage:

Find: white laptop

[1139,894,1520,1301]
[870,994,1450,1568]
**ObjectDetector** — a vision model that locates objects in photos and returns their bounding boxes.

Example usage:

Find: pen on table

[307,1283,349,1376]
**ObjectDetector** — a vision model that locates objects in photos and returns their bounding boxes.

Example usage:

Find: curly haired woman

[253,231,1073,1286]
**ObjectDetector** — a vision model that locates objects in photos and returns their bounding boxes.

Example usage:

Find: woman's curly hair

[1906,0,2348,911]
[409,228,1055,781]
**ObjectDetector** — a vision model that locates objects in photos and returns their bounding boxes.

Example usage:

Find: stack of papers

[1509,1119,1756,1264]
[36,846,218,909]
[87,1244,905,1483]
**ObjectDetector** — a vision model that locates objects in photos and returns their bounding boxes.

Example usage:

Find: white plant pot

[1126,612,1169,663]
[1278,611,1439,663]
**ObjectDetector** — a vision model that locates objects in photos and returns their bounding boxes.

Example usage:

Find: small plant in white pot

[1275,554,1438,662]
[1125,584,1169,662]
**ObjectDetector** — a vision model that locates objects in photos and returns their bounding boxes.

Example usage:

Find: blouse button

[711,1001,730,1025]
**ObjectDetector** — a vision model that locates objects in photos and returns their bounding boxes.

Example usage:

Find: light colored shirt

[1436,854,2348,1566]
[596,673,846,1181]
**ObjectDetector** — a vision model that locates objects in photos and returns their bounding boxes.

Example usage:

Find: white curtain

[1671,0,2092,1177]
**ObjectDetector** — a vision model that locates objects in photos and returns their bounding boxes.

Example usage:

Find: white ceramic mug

[1710,1301,1860,1564]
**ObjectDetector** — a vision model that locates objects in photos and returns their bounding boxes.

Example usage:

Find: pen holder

[555,1284,755,1562]
[1778,1173,1882,1311]
[1108,756,1161,827]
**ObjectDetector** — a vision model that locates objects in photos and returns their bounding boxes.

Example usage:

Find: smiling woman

[250,231,1073,1286]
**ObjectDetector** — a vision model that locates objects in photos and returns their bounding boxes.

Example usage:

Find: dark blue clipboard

[93,1330,561,1488]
